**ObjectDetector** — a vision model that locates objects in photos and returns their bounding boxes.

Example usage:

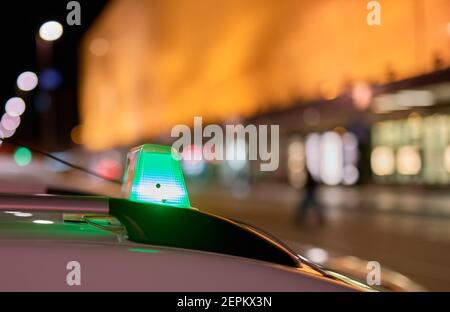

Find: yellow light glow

[397,146,421,175]
[371,146,395,176]
[90,38,110,56]
[287,138,306,188]
[444,146,450,174]
[70,125,83,145]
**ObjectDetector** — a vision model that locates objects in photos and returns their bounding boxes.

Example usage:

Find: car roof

[0,207,360,291]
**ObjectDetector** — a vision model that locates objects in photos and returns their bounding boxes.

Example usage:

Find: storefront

[371,76,450,186]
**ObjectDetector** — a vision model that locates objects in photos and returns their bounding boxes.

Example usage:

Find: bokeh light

[39,68,62,90]
[16,71,38,91]
[342,165,359,185]
[305,133,321,181]
[95,158,123,180]
[371,146,395,176]
[306,247,329,264]
[14,212,33,217]
[39,21,63,41]
[181,144,206,176]
[90,38,110,56]
[70,125,83,144]
[226,138,247,171]
[352,82,372,111]
[320,132,343,185]
[13,147,32,167]
[1,114,21,131]
[5,97,26,117]
[397,146,422,175]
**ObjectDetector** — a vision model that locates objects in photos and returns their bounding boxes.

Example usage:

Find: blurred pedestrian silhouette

[296,170,325,224]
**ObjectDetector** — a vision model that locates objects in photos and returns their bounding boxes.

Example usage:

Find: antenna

[1,138,122,185]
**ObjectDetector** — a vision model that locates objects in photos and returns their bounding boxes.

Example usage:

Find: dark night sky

[0,0,109,149]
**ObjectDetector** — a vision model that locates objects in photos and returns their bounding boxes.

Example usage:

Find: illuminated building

[80,0,450,150]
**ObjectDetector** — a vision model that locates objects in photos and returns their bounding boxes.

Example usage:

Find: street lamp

[17,71,38,91]
[36,21,63,149]
[39,21,63,42]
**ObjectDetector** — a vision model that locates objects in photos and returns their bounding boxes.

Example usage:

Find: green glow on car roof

[128,248,160,254]
[122,144,191,208]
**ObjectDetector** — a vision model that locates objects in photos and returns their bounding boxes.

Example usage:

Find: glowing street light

[5,97,26,117]
[1,113,20,131]
[39,21,63,41]
[17,71,38,91]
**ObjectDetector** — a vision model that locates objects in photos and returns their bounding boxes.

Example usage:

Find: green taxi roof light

[122,144,190,208]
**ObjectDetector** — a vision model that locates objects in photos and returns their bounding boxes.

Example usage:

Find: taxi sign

[122,144,190,208]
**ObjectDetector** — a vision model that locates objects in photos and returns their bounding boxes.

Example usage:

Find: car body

[0,193,373,291]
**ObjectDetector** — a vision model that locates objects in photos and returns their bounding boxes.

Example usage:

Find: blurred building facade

[79,0,450,187]
[250,69,450,187]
